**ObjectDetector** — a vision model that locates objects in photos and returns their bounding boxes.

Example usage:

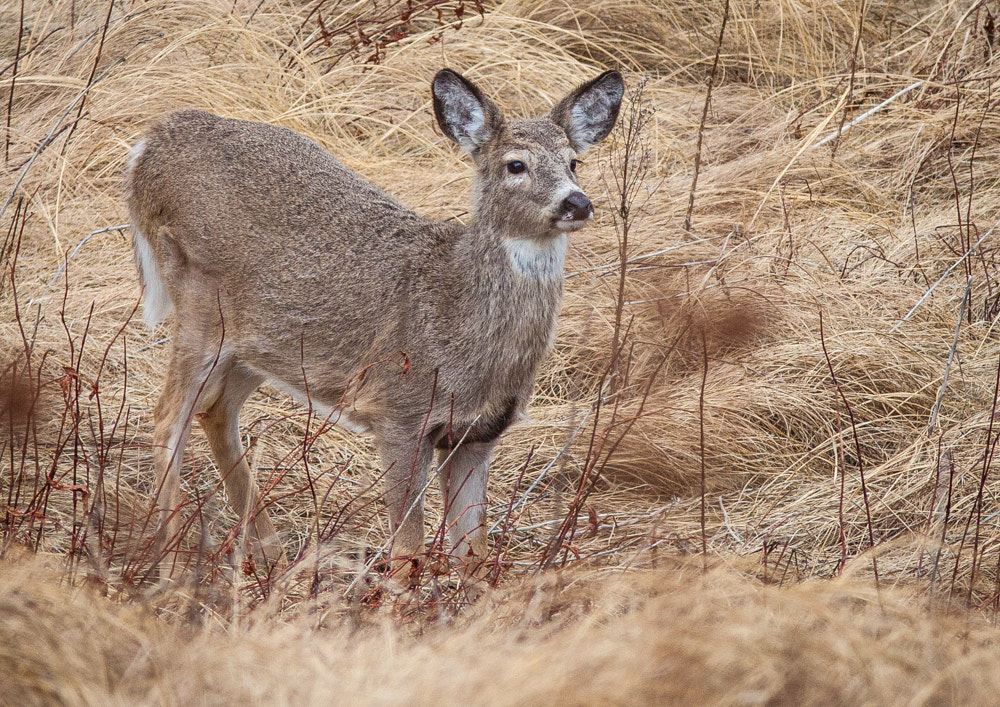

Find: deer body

[126,69,623,582]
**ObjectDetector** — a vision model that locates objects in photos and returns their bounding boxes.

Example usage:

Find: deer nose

[562,192,593,221]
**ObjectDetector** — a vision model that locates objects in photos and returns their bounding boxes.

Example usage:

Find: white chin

[554,218,591,232]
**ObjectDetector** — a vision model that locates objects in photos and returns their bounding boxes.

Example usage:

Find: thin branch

[830,0,867,158]
[926,283,970,435]
[4,0,25,165]
[812,80,924,150]
[0,57,124,224]
[62,0,115,154]
[889,218,1000,333]
[819,310,879,586]
[683,0,730,233]
[47,224,129,288]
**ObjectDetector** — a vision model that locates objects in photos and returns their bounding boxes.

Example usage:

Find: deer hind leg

[377,428,435,585]
[196,364,287,575]
[436,441,493,575]
[152,346,232,583]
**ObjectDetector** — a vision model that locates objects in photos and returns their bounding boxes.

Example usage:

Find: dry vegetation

[4,0,1000,703]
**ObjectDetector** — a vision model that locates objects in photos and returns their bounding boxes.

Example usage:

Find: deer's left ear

[549,71,624,153]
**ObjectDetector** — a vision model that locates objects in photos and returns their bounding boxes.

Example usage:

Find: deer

[125,68,624,585]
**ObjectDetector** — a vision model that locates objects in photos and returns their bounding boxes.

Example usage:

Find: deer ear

[433,69,504,153]
[550,70,624,153]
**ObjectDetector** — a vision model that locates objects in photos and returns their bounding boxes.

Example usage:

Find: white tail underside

[132,226,173,330]
[127,138,174,330]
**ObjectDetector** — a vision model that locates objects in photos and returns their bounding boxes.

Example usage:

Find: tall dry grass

[4,0,1000,702]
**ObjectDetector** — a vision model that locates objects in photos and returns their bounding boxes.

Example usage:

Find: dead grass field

[5,0,1000,703]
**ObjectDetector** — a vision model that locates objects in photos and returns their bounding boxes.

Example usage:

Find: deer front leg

[436,441,493,575]
[377,430,434,585]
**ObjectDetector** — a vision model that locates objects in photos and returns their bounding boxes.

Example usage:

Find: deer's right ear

[433,69,504,153]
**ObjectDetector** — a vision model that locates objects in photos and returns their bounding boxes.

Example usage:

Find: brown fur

[125,69,623,582]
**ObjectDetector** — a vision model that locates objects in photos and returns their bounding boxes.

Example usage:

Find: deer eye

[570,159,579,173]
[506,160,526,175]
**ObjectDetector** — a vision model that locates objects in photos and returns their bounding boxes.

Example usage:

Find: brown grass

[5,0,1000,702]
[5,554,1000,705]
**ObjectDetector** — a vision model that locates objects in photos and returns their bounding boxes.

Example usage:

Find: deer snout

[554,191,594,232]
[563,191,593,220]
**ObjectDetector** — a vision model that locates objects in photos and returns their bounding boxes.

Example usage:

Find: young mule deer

[126,68,623,583]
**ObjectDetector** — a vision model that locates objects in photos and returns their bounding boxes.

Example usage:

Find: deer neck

[502,233,568,280]
[464,214,569,281]
[450,221,565,354]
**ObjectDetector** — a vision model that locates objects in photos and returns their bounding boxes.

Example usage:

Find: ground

[3,0,1000,703]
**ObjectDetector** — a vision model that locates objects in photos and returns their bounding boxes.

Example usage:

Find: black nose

[562,191,593,220]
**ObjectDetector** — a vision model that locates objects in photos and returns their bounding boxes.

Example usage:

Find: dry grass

[5,553,1000,706]
[5,0,1000,703]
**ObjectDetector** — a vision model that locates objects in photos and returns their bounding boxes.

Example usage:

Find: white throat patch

[504,234,568,279]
